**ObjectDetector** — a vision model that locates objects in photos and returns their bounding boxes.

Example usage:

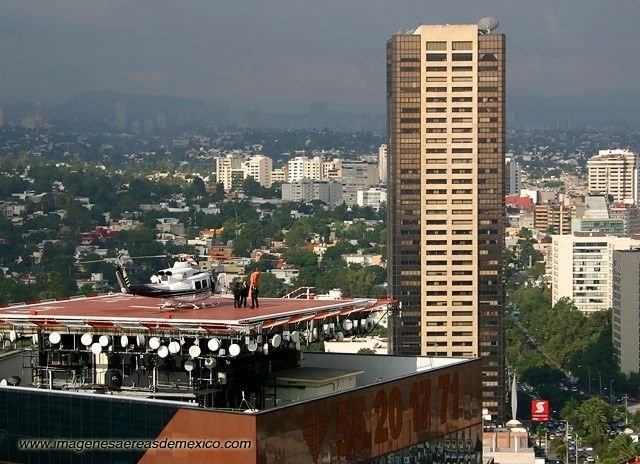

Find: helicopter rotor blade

[129,255,167,260]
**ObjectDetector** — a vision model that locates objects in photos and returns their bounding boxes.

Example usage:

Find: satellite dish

[99,335,110,347]
[366,317,373,330]
[478,16,499,34]
[120,335,129,348]
[9,330,16,342]
[188,345,201,358]
[229,343,241,357]
[91,343,103,355]
[248,341,258,352]
[0,379,7,386]
[204,357,217,369]
[168,341,181,354]
[136,334,146,347]
[149,337,161,350]
[49,332,61,345]
[291,331,300,343]
[336,331,344,342]
[7,376,21,386]
[208,338,220,352]
[342,319,353,331]
[184,359,195,372]
[271,334,282,348]
[158,345,169,358]
[81,333,93,346]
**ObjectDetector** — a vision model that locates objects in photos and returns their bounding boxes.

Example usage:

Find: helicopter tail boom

[115,265,131,294]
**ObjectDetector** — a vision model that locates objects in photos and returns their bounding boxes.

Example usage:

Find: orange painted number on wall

[373,389,388,445]
[437,372,460,424]
[409,378,431,432]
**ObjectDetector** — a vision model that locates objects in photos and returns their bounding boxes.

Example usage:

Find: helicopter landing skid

[158,300,221,310]
[193,301,221,310]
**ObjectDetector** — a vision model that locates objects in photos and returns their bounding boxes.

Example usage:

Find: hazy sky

[1,0,638,113]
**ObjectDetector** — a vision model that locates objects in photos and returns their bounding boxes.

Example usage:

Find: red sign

[531,399,550,422]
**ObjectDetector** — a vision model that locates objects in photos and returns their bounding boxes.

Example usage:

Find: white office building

[356,187,387,211]
[551,232,640,313]
[341,161,379,206]
[281,180,343,205]
[378,144,388,185]
[216,154,243,191]
[286,156,325,183]
[587,149,639,204]
[243,155,273,188]
[271,168,287,184]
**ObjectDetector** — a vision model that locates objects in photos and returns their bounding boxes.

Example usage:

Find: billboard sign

[530,399,549,422]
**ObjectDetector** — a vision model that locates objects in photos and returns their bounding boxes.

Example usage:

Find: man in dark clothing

[231,279,242,308]
[239,281,248,307]
[249,268,261,309]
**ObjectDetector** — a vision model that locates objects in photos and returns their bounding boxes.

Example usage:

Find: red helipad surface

[0,294,392,335]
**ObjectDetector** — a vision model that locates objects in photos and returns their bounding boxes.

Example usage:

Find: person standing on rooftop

[249,268,261,309]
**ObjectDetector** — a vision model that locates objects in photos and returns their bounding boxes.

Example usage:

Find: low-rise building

[281,180,342,205]
[356,187,387,211]
[342,253,384,267]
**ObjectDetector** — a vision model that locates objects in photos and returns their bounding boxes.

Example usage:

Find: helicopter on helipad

[81,251,218,309]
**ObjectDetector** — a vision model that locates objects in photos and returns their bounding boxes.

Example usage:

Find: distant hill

[45,89,640,133]
[48,90,386,133]
[49,90,231,129]
[509,92,640,129]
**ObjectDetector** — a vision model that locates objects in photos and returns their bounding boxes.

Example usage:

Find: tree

[284,220,313,248]
[79,284,95,296]
[322,241,357,264]
[282,248,317,268]
[186,176,207,199]
[598,434,640,464]
[256,253,280,271]
[211,182,225,201]
[292,267,317,288]
[357,348,375,354]
[567,398,611,445]
[343,265,384,298]
[258,272,287,297]
[241,177,265,198]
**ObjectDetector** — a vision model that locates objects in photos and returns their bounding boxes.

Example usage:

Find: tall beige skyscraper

[387,19,506,422]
